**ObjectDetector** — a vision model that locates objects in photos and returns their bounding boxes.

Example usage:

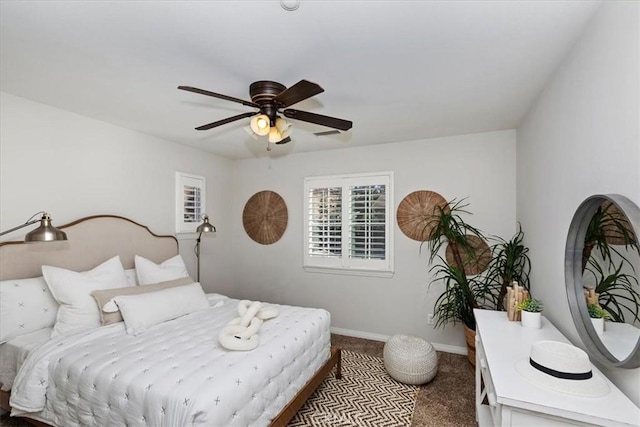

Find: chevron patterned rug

[289,350,419,427]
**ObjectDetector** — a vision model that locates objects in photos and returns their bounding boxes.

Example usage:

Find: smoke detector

[281,1,300,11]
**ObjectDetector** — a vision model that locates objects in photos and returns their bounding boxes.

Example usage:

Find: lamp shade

[275,117,291,135]
[196,214,216,234]
[250,115,270,136]
[24,213,67,242]
[268,118,292,143]
[268,127,283,143]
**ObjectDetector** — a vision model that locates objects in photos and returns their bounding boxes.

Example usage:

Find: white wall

[0,91,518,352]
[0,92,235,295]
[517,1,640,404]
[231,130,516,350]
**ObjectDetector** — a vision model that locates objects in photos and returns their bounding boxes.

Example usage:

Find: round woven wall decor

[445,235,491,276]
[242,190,288,245]
[600,201,636,246]
[397,191,449,241]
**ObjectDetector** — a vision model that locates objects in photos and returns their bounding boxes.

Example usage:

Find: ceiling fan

[178,80,352,145]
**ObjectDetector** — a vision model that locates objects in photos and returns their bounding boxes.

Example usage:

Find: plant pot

[591,317,604,337]
[521,311,541,329]
[463,324,476,368]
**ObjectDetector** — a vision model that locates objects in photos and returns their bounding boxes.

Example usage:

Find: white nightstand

[474,309,640,427]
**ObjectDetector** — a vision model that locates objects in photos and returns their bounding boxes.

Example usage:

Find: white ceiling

[1,1,601,160]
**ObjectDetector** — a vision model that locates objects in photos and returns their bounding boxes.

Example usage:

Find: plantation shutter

[307,187,342,258]
[304,172,393,276]
[175,172,206,234]
[182,184,202,223]
[349,185,386,260]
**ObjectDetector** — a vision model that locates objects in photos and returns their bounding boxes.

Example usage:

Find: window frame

[303,171,394,278]
[175,171,206,234]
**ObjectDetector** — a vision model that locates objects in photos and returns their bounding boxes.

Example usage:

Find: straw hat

[515,341,610,398]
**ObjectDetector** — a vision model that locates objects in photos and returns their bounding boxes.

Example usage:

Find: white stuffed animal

[218,300,279,351]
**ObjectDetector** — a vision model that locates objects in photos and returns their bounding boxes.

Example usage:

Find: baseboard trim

[330,327,467,355]
[331,327,390,343]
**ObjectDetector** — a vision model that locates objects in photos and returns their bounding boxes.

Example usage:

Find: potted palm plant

[585,258,639,323]
[424,199,495,366]
[582,202,640,324]
[483,224,531,311]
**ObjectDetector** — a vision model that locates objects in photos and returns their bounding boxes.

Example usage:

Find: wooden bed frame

[0,215,341,427]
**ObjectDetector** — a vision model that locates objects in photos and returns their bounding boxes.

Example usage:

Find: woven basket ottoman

[383,334,438,385]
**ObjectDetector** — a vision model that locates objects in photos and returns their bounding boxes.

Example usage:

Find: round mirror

[566,194,640,368]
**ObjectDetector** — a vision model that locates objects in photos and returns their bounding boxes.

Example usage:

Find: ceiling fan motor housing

[250,81,286,125]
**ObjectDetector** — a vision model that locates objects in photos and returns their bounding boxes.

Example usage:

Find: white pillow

[114,282,209,335]
[0,277,59,343]
[92,277,194,325]
[124,269,138,286]
[42,256,130,336]
[134,254,190,285]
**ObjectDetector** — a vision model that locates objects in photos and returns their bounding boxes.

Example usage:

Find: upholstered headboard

[0,215,178,280]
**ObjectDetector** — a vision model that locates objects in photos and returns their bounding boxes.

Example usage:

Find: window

[175,172,205,233]
[304,172,393,276]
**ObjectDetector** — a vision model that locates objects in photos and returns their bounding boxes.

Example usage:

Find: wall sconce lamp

[194,213,216,282]
[0,211,68,242]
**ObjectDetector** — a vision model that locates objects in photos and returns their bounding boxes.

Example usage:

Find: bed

[0,215,341,427]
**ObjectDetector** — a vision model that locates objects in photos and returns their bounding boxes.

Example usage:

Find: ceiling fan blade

[273,80,324,108]
[195,111,258,131]
[275,136,292,145]
[178,85,259,108]
[283,109,353,131]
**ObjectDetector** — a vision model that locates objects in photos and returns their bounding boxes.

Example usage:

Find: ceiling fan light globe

[257,117,269,129]
[250,115,270,136]
[268,127,284,143]
[275,117,291,134]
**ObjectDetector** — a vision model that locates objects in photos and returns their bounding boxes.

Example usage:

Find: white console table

[474,309,640,427]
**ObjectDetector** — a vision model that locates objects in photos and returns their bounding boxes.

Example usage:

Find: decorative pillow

[134,255,190,285]
[42,256,130,336]
[92,277,194,325]
[115,282,209,335]
[0,277,59,343]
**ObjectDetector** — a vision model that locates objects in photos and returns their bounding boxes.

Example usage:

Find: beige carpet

[0,334,476,427]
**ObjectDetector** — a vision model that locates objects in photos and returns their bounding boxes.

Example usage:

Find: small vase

[591,317,604,337]
[521,311,542,329]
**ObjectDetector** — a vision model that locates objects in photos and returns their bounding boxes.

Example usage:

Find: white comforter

[10,295,331,427]
[0,328,52,391]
